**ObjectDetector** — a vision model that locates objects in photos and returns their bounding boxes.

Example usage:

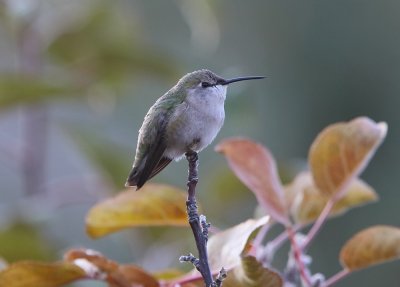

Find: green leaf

[86,184,190,238]
[0,222,54,263]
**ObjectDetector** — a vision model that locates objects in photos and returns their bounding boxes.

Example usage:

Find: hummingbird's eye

[201,82,212,88]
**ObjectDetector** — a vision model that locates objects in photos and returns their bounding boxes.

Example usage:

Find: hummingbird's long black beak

[219,76,265,85]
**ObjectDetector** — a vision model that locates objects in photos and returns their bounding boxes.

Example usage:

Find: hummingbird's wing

[126,91,184,189]
[126,120,169,189]
[126,152,172,189]
[134,134,168,189]
[147,157,172,180]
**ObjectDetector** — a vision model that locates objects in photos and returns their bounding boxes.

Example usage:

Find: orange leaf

[216,138,289,225]
[64,249,118,273]
[309,117,387,199]
[111,265,159,287]
[65,249,159,287]
[340,225,400,270]
[86,183,189,238]
[0,261,86,287]
[285,172,378,224]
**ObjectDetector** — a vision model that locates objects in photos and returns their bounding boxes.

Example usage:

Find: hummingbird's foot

[185,150,199,162]
[185,151,199,186]
[185,150,199,207]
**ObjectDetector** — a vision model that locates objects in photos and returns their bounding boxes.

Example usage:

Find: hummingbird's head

[176,69,265,96]
[176,69,223,90]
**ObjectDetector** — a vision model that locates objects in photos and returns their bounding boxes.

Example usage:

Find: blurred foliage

[0,74,82,109]
[47,3,178,85]
[66,126,131,189]
[0,222,55,263]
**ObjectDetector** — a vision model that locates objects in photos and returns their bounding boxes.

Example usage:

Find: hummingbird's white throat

[188,83,227,103]
[164,84,227,160]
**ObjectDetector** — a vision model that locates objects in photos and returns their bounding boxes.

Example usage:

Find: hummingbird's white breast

[165,84,227,159]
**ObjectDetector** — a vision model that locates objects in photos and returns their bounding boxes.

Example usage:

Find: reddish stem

[323,269,350,287]
[302,198,335,250]
[287,226,313,287]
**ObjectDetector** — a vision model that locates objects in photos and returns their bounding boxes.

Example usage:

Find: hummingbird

[125,69,264,189]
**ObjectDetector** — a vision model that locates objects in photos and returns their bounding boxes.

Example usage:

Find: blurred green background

[0,1,399,286]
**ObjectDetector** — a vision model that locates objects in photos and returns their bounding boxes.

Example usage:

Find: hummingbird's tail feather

[148,157,172,179]
[125,157,172,190]
[125,167,139,188]
[125,138,169,190]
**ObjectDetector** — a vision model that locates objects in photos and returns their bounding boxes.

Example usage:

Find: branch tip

[179,253,201,270]
[200,214,211,240]
[214,267,227,287]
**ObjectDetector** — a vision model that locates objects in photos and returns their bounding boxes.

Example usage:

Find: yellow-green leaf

[216,138,289,226]
[285,172,378,224]
[0,261,86,287]
[309,117,387,199]
[340,225,400,270]
[207,216,270,271]
[223,256,283,287]
[152,268,185,281]
[0,222,55,262]
[86,184,190,238]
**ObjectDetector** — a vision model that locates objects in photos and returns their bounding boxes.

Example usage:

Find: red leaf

[216,138,289,225]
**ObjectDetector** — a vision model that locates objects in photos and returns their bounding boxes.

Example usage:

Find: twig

[259,224,302,264]
[180,151,222,287]
[214,268,227,287]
